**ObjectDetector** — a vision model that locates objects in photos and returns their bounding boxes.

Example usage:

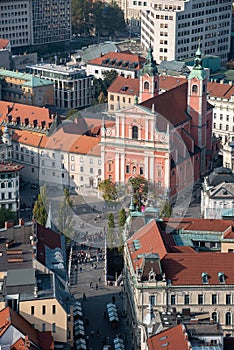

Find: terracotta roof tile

[159,75,186,90]
[207,81,234,98]
[162,252,234,285]
[87,51,145,70]
[127,220,167,271]
[0,307,54,349]
[11,129,47,148]
[108,76,139,96]
[0,101,54,130]
[147,324,189,350]
[0,38,10,50]
[140,83,190,128]
[161,217,234,233]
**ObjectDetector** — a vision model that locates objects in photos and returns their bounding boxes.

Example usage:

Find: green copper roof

[0,68,53,87]
[188,47,206,80]
[140,45,158,76]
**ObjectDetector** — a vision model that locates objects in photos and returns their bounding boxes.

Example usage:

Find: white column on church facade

[145,119,149,140]
[149,156,154,182]
[164,156,170,190]
[115,152,120,183]
[151,119,154,141]
[121,117,125,138]
[144,155,149,179]
[116,116,120,137]
[121,153,125,183]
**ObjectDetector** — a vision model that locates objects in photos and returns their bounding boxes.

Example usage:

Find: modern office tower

[28,63,93,109]
[140,0,232,65]
[0,0,71,48]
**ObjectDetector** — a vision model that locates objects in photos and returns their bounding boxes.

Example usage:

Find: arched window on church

[158,181,162,189]
[144,81,149,91]
[132,166,136,174]
[132,126,138,139]
[203,83,206,93]
[192,84,198,93]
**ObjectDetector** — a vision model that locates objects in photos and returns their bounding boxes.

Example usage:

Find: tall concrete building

[140,0,232,65]
[0,0,71,48]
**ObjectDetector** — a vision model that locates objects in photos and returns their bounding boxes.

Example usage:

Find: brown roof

[12,129,47,148]
[162,252,234,285]
[108,76,139,96]
[161,217,234,233]
[207,81,234,98]
[37,224,62,266]
[0,101,54,130]
[0,307,54,350]
[87,51,145,70]
[0,161,24,173]
[159,75,186,90]
[140,82,190,128]
[147,324,189,350]
[0,38,10,50]
[127,220,167,272]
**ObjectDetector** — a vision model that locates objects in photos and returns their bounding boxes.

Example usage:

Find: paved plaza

[69,246,133,350]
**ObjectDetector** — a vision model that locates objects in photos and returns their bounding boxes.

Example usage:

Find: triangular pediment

[115,104,155,116]
[210,184,234,198]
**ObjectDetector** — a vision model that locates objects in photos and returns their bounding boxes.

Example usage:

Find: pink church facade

[101,47,215,198]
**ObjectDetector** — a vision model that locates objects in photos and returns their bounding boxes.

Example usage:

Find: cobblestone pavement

[69,248,133,350]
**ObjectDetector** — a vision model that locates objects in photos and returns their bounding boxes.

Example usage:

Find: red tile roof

[12,129,47,148]
[207,81,234,98]
[147,324,189,350]
[159,75,186,90]
[0,101,54,130]
[161,217,234,233]
[108,76,139,96]
[162,252,234,285]
[127,220,167,271]
[0,161,24,173]
[0,307,54,350]
[87,51,145,70]
[0,38,10,50]
[140,83,190,127]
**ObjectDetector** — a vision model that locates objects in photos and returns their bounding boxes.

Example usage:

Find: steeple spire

[188,45,206,80]
[141,45,158,76]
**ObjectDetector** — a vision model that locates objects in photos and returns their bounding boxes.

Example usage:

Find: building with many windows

[0,68,54,106]
[124,218,234,348]
[140,0,232,65]
[0,0,71,48]
[27,63,94,109]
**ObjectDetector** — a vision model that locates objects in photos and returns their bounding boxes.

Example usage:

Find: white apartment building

[140,0,232,65]
[206,80,234,170]
[0,0,71,48]
[27,63,94,109]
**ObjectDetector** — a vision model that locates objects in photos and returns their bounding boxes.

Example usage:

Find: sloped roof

[0,69,53,86]
[160,217,234,233]
[207,81,234,98]
[140,83,190,127]
[0,101,54,130]
[161,251,234,285]
[12,129,46,147]
[147,324,189,350]
[0,38,10,50]
[209,182,234,199]
[0,307,54,349]
[108,75,139,96]
[127,220,167,272]
[87,51,145,70]
[0,162,24,173]
[207,167,234,186]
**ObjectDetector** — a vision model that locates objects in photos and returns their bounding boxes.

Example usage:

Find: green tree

[98,91,107,104]
[129,176,148,211]
[0,208,17,228]
[107,212,115,249]
[103,70,118,90]
[57,188,75,238]
[33,185,48,226]
[71,0,93,35]
[160,201,172,218]
[67,109,78,119]
[98,179,117,201]
[118,208,126,229]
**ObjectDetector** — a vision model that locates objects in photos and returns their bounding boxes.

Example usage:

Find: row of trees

[71,0,126,37]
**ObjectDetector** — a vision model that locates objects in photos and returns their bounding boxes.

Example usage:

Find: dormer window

[218,272,225,284]
[202,272,208,284]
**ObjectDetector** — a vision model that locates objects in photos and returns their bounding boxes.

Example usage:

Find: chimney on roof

[5,221,14,229]
[19,218,24,226]
[229,81,232,86]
